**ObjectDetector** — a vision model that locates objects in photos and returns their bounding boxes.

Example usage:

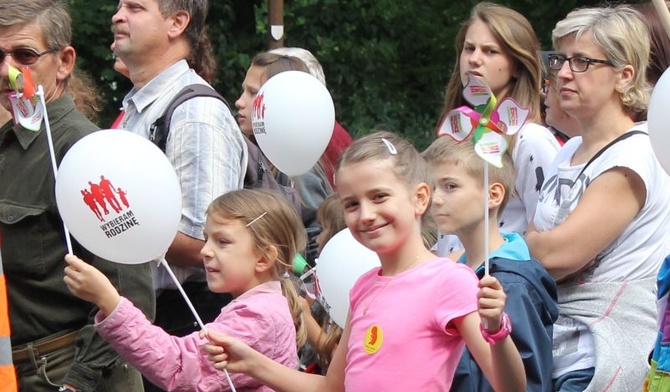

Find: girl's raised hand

[63,254,120,316]
[477,275,506,333]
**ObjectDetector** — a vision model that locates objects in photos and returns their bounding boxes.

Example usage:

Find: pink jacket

[96,281,297,391]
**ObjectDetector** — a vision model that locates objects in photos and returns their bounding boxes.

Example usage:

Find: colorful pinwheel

[436,74,530,167]
[7,64,43,131]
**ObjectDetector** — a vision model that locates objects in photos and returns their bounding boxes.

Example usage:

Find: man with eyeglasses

[0,1,154,391]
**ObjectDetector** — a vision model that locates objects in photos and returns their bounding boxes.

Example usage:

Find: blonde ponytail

[281,278,307,349]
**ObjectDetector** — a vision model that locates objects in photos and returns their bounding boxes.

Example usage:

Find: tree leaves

[70,0,644,144]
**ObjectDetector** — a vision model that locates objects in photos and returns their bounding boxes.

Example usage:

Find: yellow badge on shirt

[364,324,383,354]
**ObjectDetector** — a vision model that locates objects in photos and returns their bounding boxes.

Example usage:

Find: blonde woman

[527,6,670,391]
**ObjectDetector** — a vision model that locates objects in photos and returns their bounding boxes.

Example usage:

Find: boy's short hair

[422,136,515,217]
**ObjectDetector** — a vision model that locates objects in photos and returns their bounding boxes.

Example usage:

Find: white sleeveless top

[533,123,670,282]
[533,123,670,377]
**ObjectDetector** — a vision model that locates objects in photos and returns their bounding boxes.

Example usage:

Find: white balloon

[55,129,182,264]
[315,228,381,328]
[252,71,335,177]
[649,68,670,175]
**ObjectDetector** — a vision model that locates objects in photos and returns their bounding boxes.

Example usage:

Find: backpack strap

[147,83,302,216]
[149,84,231,152]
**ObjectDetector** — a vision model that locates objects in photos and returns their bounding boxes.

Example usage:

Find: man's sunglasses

[0,47,58,66]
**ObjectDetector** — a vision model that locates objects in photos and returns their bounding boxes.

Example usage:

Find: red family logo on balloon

[80,175,140,238]
[252,92,267,135]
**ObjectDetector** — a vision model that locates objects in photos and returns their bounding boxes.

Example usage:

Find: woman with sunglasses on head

[526,6,670,391]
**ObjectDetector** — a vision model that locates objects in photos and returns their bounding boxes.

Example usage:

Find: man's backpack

[149,83,302,214]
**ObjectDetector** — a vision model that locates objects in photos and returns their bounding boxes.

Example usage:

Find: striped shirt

[119,60,248,289]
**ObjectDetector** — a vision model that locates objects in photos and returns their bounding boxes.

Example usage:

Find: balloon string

[39,86,73,255]
[159,258,237,392]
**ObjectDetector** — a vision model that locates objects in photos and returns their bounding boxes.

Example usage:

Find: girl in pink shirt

[203,131,527,392]
[63,189,307,392]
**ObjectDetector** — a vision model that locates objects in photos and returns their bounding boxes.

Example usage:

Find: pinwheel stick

[482,164,491,332]
[483,163,490,276]
[38,85,74,255]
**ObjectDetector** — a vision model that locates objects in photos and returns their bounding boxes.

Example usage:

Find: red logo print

[253,92,266,121]
[507,106,518,125]
[81,175,128,222]
[450,114,462,134]
[368,326,379,346]
[82,175,141,239]
[470,85,488,96]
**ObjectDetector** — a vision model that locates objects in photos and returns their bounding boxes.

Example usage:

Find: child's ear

[256,245,278,273]
[488,182,505,210]
[414,182,431,215]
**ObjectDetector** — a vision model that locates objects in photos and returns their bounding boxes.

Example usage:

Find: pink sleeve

[433,263,479,335]
[96,297,277,391]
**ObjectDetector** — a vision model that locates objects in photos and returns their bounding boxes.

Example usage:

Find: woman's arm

[526,167,645,281]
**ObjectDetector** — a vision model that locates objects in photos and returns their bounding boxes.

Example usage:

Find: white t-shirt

[534,124,670,282]
[435,122,560,256]
[533,123,670,377]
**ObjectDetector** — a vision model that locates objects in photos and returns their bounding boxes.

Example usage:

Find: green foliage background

[69,0,643,149]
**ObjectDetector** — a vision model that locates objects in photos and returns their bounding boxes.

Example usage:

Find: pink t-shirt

[345,258,479,391]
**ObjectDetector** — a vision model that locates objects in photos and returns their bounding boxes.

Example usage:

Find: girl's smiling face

[335,160,422,257]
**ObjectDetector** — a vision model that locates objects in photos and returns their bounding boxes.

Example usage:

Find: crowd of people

[1,0,670,391]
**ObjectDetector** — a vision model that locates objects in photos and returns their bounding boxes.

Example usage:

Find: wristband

[480,312,512,345]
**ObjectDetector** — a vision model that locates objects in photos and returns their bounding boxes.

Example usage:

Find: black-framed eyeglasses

[0,47,58,66]
[548,54,614,73]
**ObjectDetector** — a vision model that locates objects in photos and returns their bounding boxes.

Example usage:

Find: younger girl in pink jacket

[64,189,307,391]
